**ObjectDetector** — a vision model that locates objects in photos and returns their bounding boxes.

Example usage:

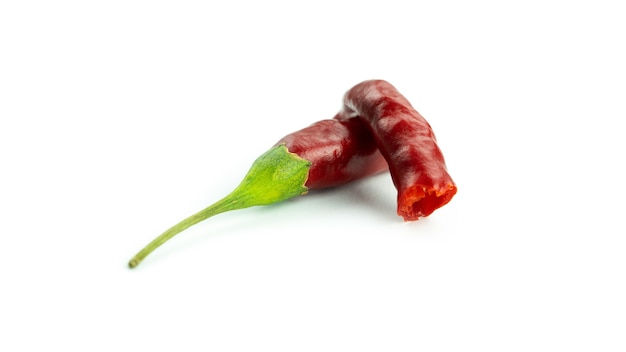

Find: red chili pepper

[277,117,388,189]
[128,117,388,268]
[128,80,456,268]
[335,79,457,221]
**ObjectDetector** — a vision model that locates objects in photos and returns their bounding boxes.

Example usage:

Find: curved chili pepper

[128,118,388,268]
[335,79,457,221]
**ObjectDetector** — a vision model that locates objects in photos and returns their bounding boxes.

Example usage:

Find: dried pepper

[129,117,387,268]
[128,80,455,268]
[335,80,457,221]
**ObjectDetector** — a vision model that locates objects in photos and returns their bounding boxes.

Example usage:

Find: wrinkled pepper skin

[335,79,457,221]
[276,117,388,189]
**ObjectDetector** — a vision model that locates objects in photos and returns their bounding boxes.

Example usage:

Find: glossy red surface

[276,118,388,190]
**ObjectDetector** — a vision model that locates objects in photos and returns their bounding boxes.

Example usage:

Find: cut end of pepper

[397,184,457,221]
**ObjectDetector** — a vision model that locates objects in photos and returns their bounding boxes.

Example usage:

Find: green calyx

[128,144,311,268]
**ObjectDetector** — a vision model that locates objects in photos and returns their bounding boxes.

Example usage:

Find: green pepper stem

[128,197,235,268]
[128,144,311,268]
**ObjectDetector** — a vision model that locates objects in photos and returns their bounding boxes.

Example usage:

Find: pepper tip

[128,258,141,269]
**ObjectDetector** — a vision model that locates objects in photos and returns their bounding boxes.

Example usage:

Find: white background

[1,1,625,351]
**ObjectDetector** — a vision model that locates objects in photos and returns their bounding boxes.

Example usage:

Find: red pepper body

[276,118,388,189]
[335,80,457,221]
